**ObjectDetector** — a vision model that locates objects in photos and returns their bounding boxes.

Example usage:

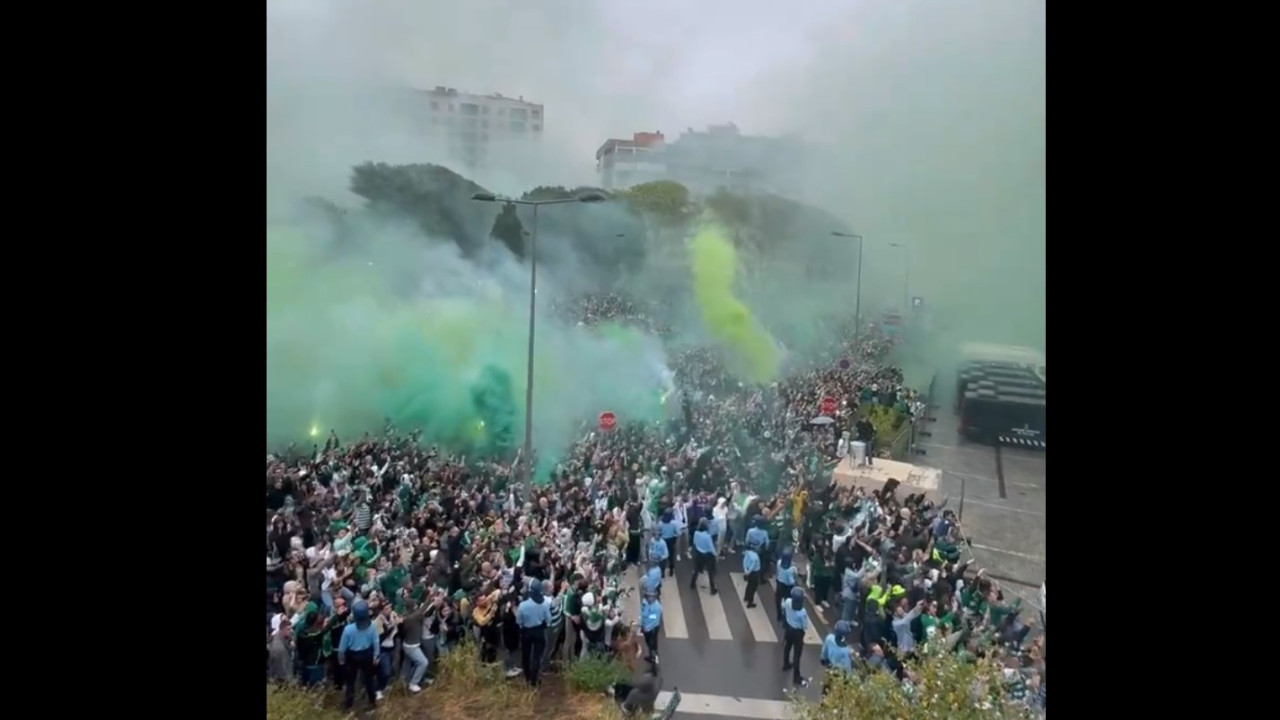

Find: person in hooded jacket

[337,599,380,710]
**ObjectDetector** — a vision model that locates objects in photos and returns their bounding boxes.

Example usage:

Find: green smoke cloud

[266,220,673,456]
[688,220,781,383]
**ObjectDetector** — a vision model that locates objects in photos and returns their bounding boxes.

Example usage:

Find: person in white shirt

[672,496,690,560]
[711,497,729,557]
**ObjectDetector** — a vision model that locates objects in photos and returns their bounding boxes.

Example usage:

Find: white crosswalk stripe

[657,691,793,719]
[693,580,734,640]
[651,558,829,644]
[727,572,778,643]
[660,572,691,639]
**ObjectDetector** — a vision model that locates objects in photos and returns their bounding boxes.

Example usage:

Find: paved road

[916,406,1046,610]
[617,555,830,719]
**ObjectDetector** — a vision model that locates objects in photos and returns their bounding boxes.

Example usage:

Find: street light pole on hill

[470,191,608,498]
[831,231,864,347]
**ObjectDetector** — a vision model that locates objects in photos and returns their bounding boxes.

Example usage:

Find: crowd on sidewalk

[264,295,1037,715]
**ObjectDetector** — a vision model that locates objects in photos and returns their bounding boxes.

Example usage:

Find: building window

[532,123,541,132]
[510,121,526,132]
[531,109,541,119]
[460,103,479,116]
[431,101,439,110]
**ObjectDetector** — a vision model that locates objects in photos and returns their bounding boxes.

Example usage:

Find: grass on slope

[266,645,628,720]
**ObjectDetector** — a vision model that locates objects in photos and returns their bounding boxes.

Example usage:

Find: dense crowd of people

[265,292,1041,716]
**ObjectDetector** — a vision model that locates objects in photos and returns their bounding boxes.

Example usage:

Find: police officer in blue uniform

[820,620,854,696]
[743,515,769,607]
[642,559,662,598]
[781,586,810,687]
[775,547,798,623]
[741,537,762,608]
[658,511,679,577]
[516,579,552,686]
[639,586,663,663]
[689,518,720,595]
[648,528,670,576]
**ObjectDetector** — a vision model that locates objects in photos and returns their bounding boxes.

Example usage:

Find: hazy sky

[268,0,1046,347]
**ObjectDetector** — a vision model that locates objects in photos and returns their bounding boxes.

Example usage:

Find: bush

[563,654,632,694]
[790,647,1036,720]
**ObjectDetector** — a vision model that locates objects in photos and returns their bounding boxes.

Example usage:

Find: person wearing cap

[688,518,720,595]
[781,586,810,687]
[639,586,663,663]
[337,599,380,710]
[819,620,854,696]
[516,579,552,686]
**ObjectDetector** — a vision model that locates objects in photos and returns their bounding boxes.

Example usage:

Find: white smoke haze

[266,0,1045,444]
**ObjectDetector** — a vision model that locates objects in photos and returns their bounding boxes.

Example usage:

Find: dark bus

[956,358,1046,449]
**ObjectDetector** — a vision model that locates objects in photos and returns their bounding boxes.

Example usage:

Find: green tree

[620,180,693,225]
[521,185,574,202]
[489,201,527,258]
[792,647,1035,720]
[706,188,752,227]
[348,162,494,257]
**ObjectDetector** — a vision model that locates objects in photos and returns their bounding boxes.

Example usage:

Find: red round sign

[598,411,617,431]
[820,396,838,415]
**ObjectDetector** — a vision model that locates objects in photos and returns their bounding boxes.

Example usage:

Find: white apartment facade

[416,86,543,169]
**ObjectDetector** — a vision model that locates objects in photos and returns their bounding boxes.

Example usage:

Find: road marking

[656,691,793,719]
[661,574,690,639]
[694,579,734,640]
[802,612,823,645]
[970,543,1045,562]
[922,441,1045,463]
[946,470,1042,490]
[728,572,778,643]
[619,565,641,625]
[961,497,1045,516]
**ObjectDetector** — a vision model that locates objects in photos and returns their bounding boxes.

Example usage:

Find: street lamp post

[831,231,864,345]
[470,191,608,498]
[888,242,910,312]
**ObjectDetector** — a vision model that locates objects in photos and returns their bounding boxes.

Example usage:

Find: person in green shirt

[918,599,956,642]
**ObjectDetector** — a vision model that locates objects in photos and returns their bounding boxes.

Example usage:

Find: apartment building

[595,131,667,190]
[415,86,544,169]
[594,123,803,194]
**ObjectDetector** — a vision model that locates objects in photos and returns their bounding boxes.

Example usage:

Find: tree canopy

[329,162,856,282]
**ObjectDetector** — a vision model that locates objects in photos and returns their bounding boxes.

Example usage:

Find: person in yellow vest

[791,490,807,529]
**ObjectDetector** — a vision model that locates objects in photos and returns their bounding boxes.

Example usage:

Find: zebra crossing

[997,434,1046,450]
[616,557,832,645]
